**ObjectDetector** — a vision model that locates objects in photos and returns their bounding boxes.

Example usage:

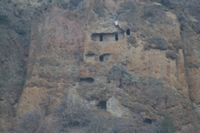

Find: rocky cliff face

[1,0,200,133]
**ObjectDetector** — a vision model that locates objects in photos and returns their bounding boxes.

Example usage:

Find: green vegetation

[160,115,175,133]
[0,14,10,24]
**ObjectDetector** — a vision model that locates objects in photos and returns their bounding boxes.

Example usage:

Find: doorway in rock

[115,33,118,41]
[97,100,107,109]
[126,29,130,35]
[100,34,103,41]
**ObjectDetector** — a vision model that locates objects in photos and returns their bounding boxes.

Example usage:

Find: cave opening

[100,34,103,41]
[126,29,130,35]
[143,118,152,124]
[85,53,95,57]
[91,32,124,42]
[115,33,118,41]
[99,55,104,62]
[99,53,110,62]
[97,100,107,109]
[80,77,94,83]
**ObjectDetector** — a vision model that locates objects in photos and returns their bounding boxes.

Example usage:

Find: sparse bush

[53,95,92,128]
[39,94,54,116]
[15,29,26,36]
[127,36,136,45]
[87,117,121,133]
[161,0,171,7]
[160,115,175,133]
[108,65,133,88]
[145,36,168,50]
[16,109,42,133]
[0,14,10,24]
[166,50,177,60]
[142,11,154,18]
[70,0,83,7]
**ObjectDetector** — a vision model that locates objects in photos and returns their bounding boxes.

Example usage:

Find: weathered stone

[1,0,200,132]
[166,50,177,60]
[107,96,130,117]
[146,36,169,50]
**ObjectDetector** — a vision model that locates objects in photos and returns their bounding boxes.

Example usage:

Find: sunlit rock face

[1,0,200,132]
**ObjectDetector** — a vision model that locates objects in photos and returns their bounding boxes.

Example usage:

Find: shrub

[142,11,154,18]
[146,36,169,50]
[166,50,177,60]
[108,65,133,88]
[160,115,175,133]
[15,29,26,36]
[127,36,136,45]
[0,14,10,24]
[53,95,92,128]
[16,109,42,133]
[70,0,83,7]
[161,0,171,7]
[87,117,121,133]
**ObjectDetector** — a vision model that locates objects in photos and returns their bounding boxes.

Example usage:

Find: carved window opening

[115,33,118,41]
[97,100,107,109]
[126,29,130,35]
[99,53,110,62]
[143,118,152,124]
[100,34,103,41]
[80,77,94,83]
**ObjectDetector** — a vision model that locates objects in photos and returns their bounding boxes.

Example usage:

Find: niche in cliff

[80,77,94,83]
[97,100,107,109]
[91,32,124,42]
[85,52,96,62]
[126,29,130,35]
[99,53,110,62]
[143,118,152,124]
[85,53,95,57]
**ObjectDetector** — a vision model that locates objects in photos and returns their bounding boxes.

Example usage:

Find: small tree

[16,109,42,133]
[53,94,92,128]
[160,115,175,133]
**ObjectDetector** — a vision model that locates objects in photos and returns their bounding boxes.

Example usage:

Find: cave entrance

[80,77,94,83]
[99,53,110,62]
[126,29,130,35]
[97,100,107,109]
[143,118,152,124]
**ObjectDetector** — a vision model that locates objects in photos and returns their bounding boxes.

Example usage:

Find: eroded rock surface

[1,0,200,132]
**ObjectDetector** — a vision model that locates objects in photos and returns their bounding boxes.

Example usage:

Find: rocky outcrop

[107,96,131,117]
[1,0,200,132]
